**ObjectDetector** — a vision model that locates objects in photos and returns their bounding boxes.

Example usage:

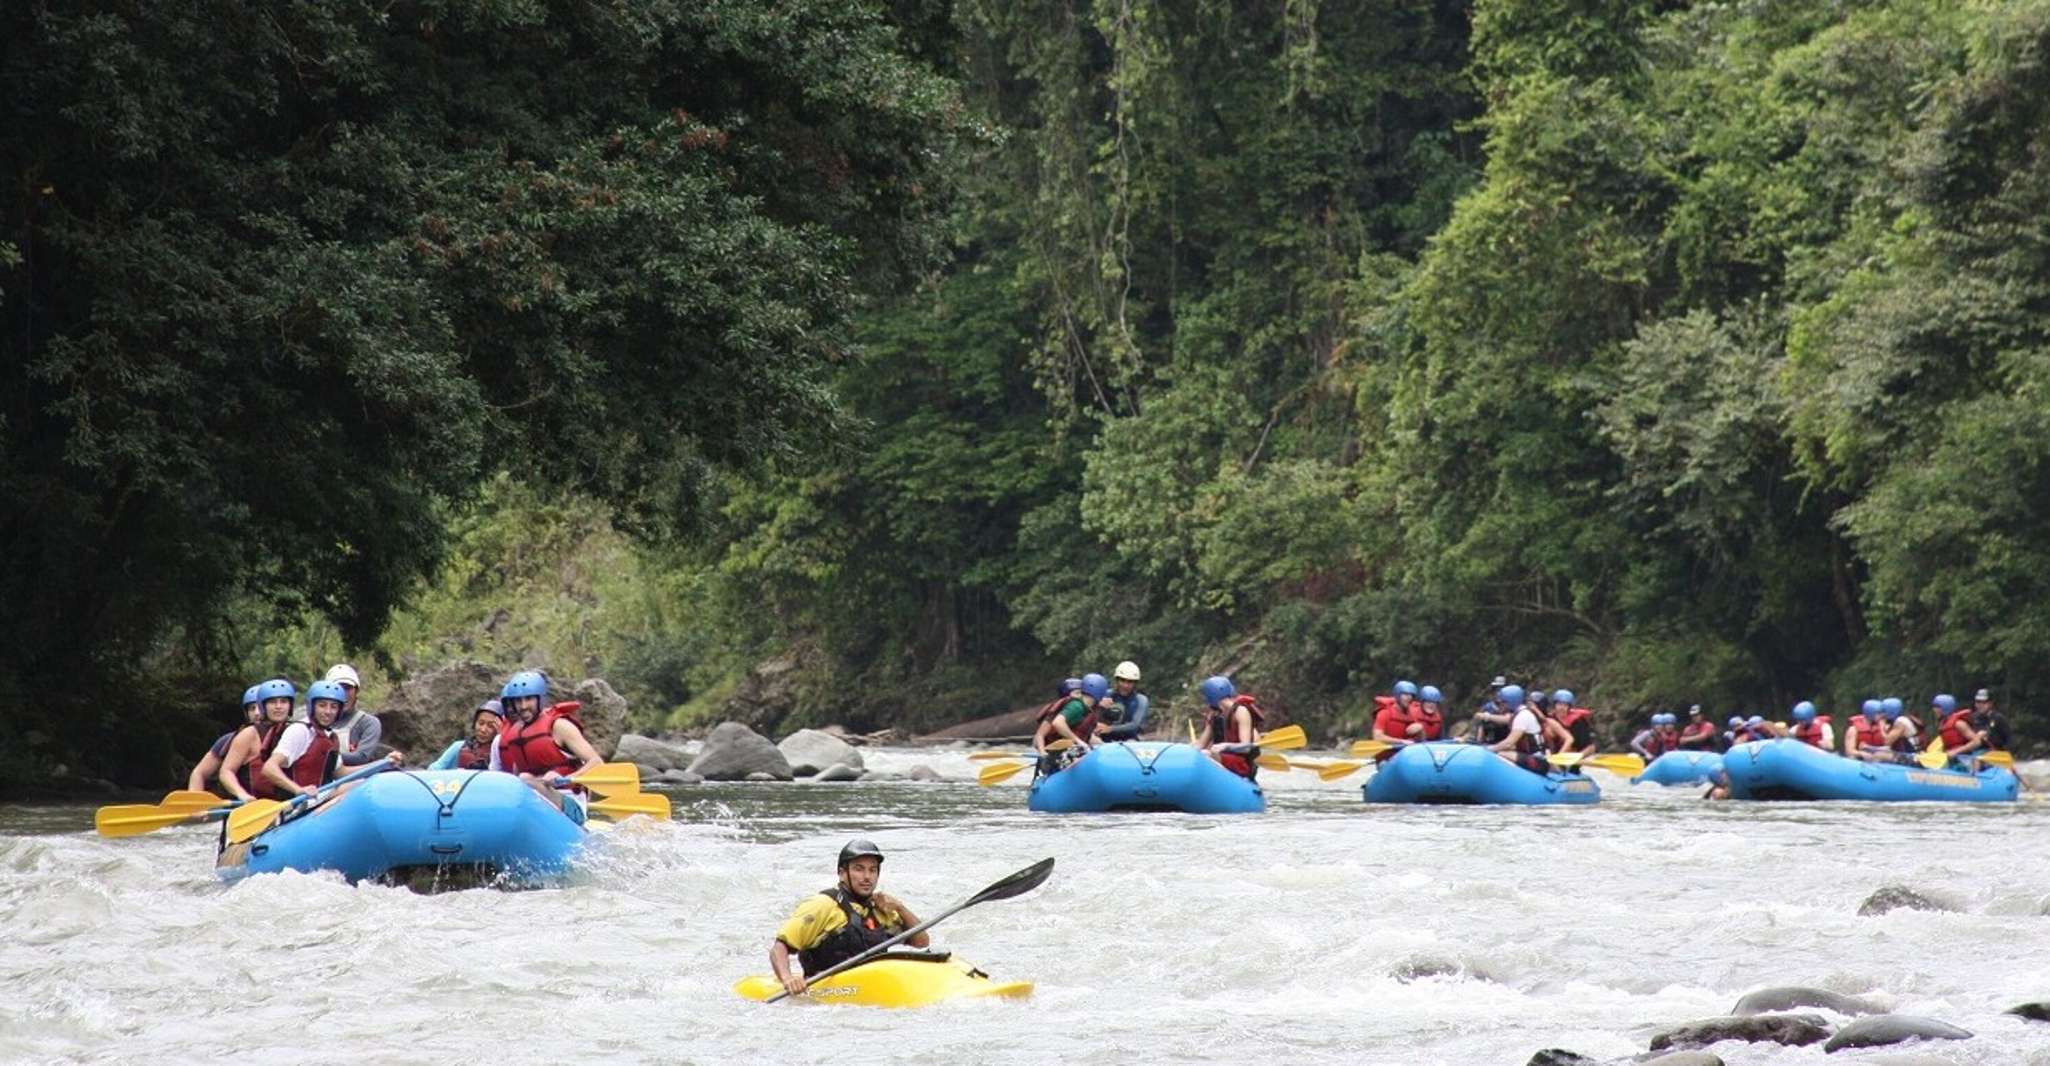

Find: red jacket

[499,702,587,777]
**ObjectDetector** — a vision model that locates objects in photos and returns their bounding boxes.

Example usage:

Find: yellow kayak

[734,953,1031,1008]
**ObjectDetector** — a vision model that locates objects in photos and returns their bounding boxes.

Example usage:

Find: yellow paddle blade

[1983,750,2015,769]
[1044,737,1075,753]
[1573,753,1645,775]
[1917,739,1948,770]
[1188,719,1199,744]
[1255,754,1293,771]
[1348,739,1393,758]
[967,751,1023,762]
[158,790,225,814]
[569,762,641,796]
[225,799,285,845]
[588,791,672,820]
[1316,760,1370,781]
[978,761,1032,787]
[1256,724,1306,751]
[94,804,203,838]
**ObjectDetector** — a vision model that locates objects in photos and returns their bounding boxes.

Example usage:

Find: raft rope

[390,767,489,820]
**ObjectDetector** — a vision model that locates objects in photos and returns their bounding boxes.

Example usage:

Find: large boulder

[569,678,629,761]
[778,729,864,777]
[1648,1014,1831,1051]
[811,763,863,783]
[1821,1015,1971,1053]
[616,733,691,773]
[378,662,628,760]
[685,722,793,781]
[1733,987,1886,1017]
[1857,885,1959,917]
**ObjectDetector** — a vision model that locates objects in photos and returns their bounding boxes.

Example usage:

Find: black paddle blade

[969,857,1054,905]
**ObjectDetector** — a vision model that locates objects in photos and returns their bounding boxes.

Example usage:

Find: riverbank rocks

[1858,885,1960,916]
[1821,1015,1971,1052]
[655,769,703,785]
[1733,987,1886,1017]
[1648,1014,1831,1051]
[811,763,862,782]
[1635,1052,1724,1066]
[379,662,627,760]
[778,729,863,777]
[2009,1001,2050,1022]
[684,722,793,781]
[744,771,778,782]
[905,765,944,782]
[615,733,691,773]
[1525,1051,1595,1066]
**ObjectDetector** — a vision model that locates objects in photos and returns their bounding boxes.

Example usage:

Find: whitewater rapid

[3,747,2048,1065]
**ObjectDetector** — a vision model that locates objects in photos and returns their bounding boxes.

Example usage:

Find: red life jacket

[1036,697,1097,744]
[1678,721,1716,748]
[1554,705,1593,732]
[1638,729,1669,758]
[498,702,587,777]
[1790,715,1832,749]
[1937,709,1976,749]
[239,722,287,799]
[1208,696,1265,778]
[1851,715,1888,748]
[1413,706,1445,741]
[1371,698,1414,741]
[455,741,494,771]
[246,722,336,797]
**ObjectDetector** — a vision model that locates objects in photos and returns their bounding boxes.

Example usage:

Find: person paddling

[1787,701,1832,750]
[495,670,601,819]
[1970,689,2010,752]
[1489,685,1566,775]
[1193,675,1264,779]
[1628,713,1672,762]
[1096,661,1152,742]
[1677,705,1717,751]
[189,685,262,795]
[1032,675,1100,776]
[769,840,929,997]
[1846,699,1888,760]
[321,663,389,768]
[262,679,399,800]
[1930,694,1985,766]
[1412,686,1446,742]
[218,679,298,802]
[1469,677,1514,744]
[1370,680,1422,758]
[1874,697,1918,762]
[429,699,504,770]
[1548,690,1597,757]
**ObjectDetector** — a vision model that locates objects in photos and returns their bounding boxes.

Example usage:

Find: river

[3,746,2048,1065]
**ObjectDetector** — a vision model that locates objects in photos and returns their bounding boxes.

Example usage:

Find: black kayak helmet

[838,839,886,869]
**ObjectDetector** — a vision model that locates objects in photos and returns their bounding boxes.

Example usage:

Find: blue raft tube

[1721,738,2018,802]
[1028,741,1266,814]
[1363,741,1601,806]
[215,768,588,884]
[1632,750,1725,786]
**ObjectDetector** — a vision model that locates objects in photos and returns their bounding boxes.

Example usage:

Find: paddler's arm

[337,714,385,766]
[188,747,225,795]
[555,719,604,774]
[218,730,260,802]
[873,894,929,948]
[1100,693,1149,741]
[769,940,807,996]
[1047,712,1088,751]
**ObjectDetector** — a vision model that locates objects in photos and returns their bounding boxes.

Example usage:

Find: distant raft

[215,769,587,883]
[1027,741,1266,814]
[1633,750,1725,786]
[1363,741,1601,806]
[734,951,1031,1009]
[1721,738,2018,802]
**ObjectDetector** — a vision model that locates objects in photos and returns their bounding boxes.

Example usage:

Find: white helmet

[324,663,362,688]
[1113,661,1141,682]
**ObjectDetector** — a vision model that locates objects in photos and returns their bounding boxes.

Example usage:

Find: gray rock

[1852,1054,1967,1066]
[858,770,903,781]
[1525,1051,1596,1066]
[615,733,691,773]
[1634,1053,1723,1066]
[742,771,776,782]
[1390,953,1494,983]
[811,763,863,783]
[2010,1001,2050,1022]
[778,729,864,777]
[1733,986,1886,1017]
[685,722,794,781]
[655,769,703,785]
[1858,885,1959,917]
[1649,1014,1831,1051]
[567,678,630,761]
[905,764,944,782]
[1822,1015,1972,1053]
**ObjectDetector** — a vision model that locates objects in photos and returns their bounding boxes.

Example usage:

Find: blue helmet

[1747,715,1765,727]
[255,678,296,705]
[1080,673,1111,700]
[1553,689,1574,706]
[1499,685,1525,707]
[1881,697,1903,717]
[1394,680,1419,698]
[1792,701,1816,722]
[306,679,349,722]
[1199,676,1236,706]
[1059,677,1083,696]
[501,670,548,702]
[1861,699,1881,717]
[1418,685,1442,704]
[1656,713,1676,726]
[1727,716,1744,727]
[1932,694,1957,713]
[242,684,261,708]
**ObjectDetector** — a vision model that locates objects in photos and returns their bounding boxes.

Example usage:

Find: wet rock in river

[1648,1013,1831,1051]
[684,721,793,781]
[1390,953,1495,983]
[655,769,702,785]
[1524,1050,1596,1066]
[809,763,862,783]
[1732,986,1886,1016]
[904,764,944,782]
[777,728,864,777]
[1633,1052,1724,1066]
[2009,1001,2050,1022]
[615,733,691,773]
[1857,885,1960,916]
[1821,1014,1972,1052]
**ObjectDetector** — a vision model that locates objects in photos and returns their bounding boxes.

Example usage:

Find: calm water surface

[4,747,2049,1065]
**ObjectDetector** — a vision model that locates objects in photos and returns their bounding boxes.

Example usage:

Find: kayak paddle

[225,759,397,845]
[764,857,1055,1004]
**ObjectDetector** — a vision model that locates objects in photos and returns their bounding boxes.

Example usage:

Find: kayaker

[1096,661,1151,742]
[1193,675,1264,779]
[1787,701,1832,750]
[496,670,602,817]
[769,840,928,996]
[189,684,262,794]
[1971,689,2011,751]
[259,679,351,800]
[1846,699,1891,760]
[1488,685,1562,775]
[322,663,389,767]
[218,678,298,802]
[429,699,505,770]
[1032,675,1100,775]
[1548,690,1596,756]
[1931,694,1986,764]
[1677,705,1718,751]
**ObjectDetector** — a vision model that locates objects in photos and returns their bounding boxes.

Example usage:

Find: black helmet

[837,839,885,869]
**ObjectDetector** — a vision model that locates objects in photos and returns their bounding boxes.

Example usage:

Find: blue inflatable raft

[1028,741,1265,814]
[1721,739,2018,802]
[1363,742,1601,805]
[1632,750,1724,786]
[216,769,587,883]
